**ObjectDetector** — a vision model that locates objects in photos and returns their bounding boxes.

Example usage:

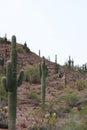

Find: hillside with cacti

[0,36,87,130]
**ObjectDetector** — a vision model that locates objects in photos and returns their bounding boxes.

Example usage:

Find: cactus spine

[2,35,24,130]
[39,56,48,105]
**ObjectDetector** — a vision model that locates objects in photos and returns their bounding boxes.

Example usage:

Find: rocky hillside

[0,39,87,130]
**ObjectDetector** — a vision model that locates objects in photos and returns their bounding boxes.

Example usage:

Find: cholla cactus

[2,35,24,130]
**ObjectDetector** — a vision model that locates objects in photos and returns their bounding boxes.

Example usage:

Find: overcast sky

[0,0,87,66]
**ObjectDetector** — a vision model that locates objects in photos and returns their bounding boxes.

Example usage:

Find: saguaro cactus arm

[17,69,24,87]
[2,76,7,91]
[38,63,42,78]
[2,60,12,92]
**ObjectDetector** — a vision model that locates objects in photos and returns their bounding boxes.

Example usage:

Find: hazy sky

[0,0,87,66]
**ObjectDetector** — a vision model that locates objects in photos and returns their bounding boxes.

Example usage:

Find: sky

[0,0,87,66]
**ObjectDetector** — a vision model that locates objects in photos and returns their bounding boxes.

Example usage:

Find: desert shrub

[44,100,66,118]
[79,106,87,123]
[61,112,87,130]
[30,127,47,130]
[54,82,64,90]
[76,88,87,107]
[0,37,4,43]
[29,108,58,130]
[24,64,40,84]
[27,90,41,105]
[75,79,87,91]
[60,86,78,107]
[46,101,57,113]
[17,45,25,53]
[30,125,59,130]
[61,119,86,130]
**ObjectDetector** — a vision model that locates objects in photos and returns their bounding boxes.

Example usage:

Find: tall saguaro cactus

[39,56,48,105]
[2,35,24,130]
[55,54,57,63]
[54,54,59,74]
[68,56,71,67]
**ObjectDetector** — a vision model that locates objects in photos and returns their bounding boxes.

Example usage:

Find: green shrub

[79,106,87,123]
[0,37,4,43]
[62,120,85,130]
[60,86,78,107]
[61,113,87,130]
[17,44,25,53]
[27,90,41,105]
[24,64,40,84]
[75,79,87,91]
[29,109,58,130]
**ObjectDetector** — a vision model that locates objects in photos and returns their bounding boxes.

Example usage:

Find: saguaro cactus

[71,59,74,67]
[39,49,41,57]
[2,35,24,130]
[54,54,59,74]
[55,54,57,63]
[68,56,71,67]
[39,56,48,105]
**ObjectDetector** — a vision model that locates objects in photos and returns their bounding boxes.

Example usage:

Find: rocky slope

[0,40,87,130]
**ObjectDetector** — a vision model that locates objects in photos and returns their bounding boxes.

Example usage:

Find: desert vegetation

[0,35,87,130]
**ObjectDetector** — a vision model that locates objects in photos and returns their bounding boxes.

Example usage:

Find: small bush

[61,113,87,130]
[61,120,85,130]
[27,90,41,105]
[29,108,58,130]
[79,106,87,123]
[24,64,40,84]
[75,79,87,91]
[17,45,25,53]
[60,86,78,107]
[0,37,4,43]
[54,82,64,90]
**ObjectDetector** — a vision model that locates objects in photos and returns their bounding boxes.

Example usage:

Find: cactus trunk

[41,65,46,104]
[8,36,17,130]
[8,90,17,130]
